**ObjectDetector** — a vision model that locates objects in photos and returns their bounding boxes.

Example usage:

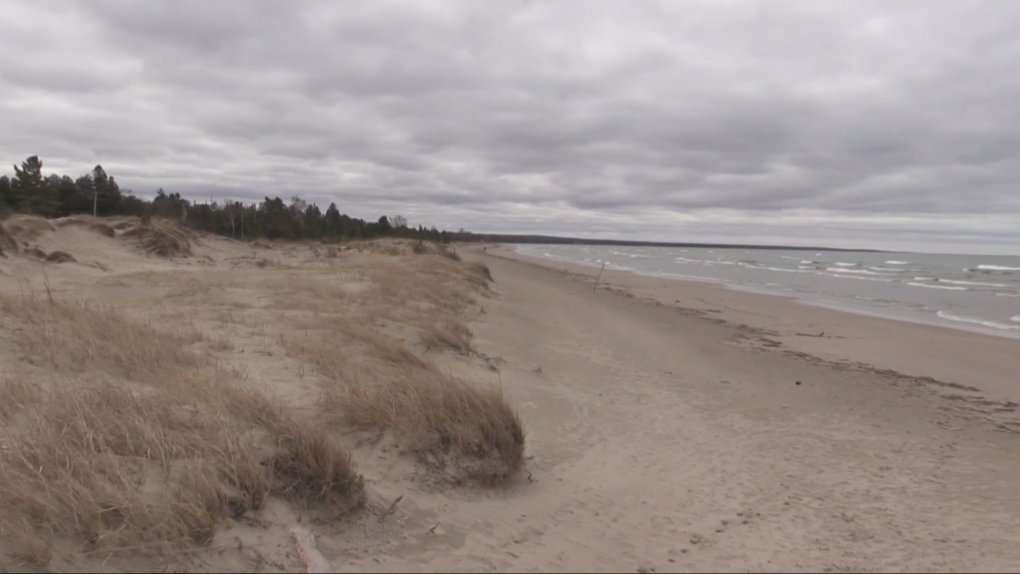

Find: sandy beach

[2,219,1020,573]
[458,244,1020,572]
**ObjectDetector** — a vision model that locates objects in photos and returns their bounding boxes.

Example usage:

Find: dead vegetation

[420,318,475,354]
[53,215,117,238]
[2,215,56,240]
[0,222,17,258]
[121,219,193,257]
[23,246,76,264]
[0,293,203,379]
[327,364,525,481]
[0,227,521,570]
[0,214,193,263]
[281,245,524,482]
[0,293,364,569]
[287,327,524,481]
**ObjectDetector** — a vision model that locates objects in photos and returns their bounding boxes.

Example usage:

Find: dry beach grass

[0,218,523,572]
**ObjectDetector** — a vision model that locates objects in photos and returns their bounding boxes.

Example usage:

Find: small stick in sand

[291,526,332,573]
[593,262,607,293]
[379,494,404,522]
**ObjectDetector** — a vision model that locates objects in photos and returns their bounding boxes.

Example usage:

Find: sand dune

[3,223,1020,572]
[0,220,520,572]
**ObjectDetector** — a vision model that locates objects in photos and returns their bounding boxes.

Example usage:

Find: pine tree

[12,156,58,215]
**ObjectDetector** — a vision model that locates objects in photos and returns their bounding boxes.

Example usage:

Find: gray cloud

[1,0,1019,252]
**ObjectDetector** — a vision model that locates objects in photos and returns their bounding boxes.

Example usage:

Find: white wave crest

[937,311,1019,331]
[906,282,968,291]
[937,279,1009,288]
[827,268,890,276]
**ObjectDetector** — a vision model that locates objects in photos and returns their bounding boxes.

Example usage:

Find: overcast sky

[1,0,1018,254]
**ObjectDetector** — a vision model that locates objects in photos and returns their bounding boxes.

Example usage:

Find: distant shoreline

[458,233,885,253]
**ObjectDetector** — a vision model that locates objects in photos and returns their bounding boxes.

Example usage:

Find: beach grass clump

[0,294,364,568]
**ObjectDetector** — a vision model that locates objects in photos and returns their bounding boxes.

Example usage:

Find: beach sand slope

[424,247,1020,573]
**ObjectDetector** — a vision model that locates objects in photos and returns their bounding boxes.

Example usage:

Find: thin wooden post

[593,262,606,293]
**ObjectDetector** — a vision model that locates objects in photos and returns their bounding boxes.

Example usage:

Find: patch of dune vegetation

[0,294,364,569]
[281,246,525,483]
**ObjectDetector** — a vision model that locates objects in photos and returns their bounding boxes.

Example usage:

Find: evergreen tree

[1,155,465,245]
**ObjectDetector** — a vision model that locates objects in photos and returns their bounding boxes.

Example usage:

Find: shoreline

[516,246,1020,341]
[461,245,1020,571]
[488,244,1020,405]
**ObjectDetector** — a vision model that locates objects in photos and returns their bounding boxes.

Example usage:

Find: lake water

[514,244,1020,339]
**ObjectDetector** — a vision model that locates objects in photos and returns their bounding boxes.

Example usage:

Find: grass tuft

[420,319,474,355]
[325,365,525,480]
[0,294,363,566]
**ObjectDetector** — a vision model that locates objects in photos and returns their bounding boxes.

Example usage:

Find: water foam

[976,264,1020,271]
[833,262,857,267]
[827,268,891,276]
[829,274,893,282]
[906,282,968,291]
[937,279,1009,288]
[937,311,1019,331]
[885,260,910,265]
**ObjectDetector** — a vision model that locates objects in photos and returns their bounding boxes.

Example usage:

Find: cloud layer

[1,0,1018,253]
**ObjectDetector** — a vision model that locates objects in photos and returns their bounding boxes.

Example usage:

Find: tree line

[0,155,461,243]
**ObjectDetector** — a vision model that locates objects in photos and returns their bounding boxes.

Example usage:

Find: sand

[465,245,1020,573]
[2,220,1020,573]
